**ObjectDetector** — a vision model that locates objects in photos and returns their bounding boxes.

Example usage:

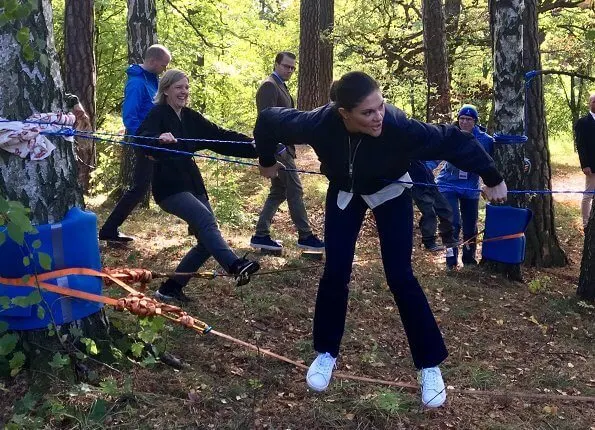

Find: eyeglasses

[280,63,296,71]
[458,116,475,123]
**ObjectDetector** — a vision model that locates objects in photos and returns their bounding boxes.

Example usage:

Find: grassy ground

[2,144,594,429]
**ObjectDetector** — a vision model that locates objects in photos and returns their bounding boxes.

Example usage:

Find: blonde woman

[137,69,260,302]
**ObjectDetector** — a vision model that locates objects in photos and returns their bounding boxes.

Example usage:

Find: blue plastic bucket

[0,207,103,330]
[481,204,533,264]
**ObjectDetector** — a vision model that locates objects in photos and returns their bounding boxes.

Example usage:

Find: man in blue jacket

[99,44,171,242]
[436,104,494,269]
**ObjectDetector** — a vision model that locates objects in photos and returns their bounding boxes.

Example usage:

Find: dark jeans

[313,186,448,369]
[412,184,454,245]
[159,192,238,287]
[254,150,312,240]
[442,192,479,267]
[100,149,153,234]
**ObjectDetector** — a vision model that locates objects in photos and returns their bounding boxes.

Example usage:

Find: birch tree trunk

[64,0,96,194]
[522,0,567,267]
[297,0,321,110]
[0,0,82,223]
[484,0,526,281]
[0,0,113,374]
[116,0,157,203]
[126,0,157,64]
[422,0,451,122]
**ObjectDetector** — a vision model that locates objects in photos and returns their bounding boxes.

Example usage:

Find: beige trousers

[581,173,595,228]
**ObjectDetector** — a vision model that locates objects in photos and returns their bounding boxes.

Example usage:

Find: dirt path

[551,163,585,206]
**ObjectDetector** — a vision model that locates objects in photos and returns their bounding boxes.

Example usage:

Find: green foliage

[5,388,117,429]
[1,0,38,61]
[49,352,70,369]
[200,159,250,227]
[0,332,18,356]
[355,388,416,416]
[541,7,595,136]
[0,196,36,245]
[0,335,25,376]
[528,275,551,294]
[89,137,122,196]
[0,195,50,377]
[80,337,99,355]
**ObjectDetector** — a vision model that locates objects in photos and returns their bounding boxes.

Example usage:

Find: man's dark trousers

[412,184,454,246]
[100,148,153,235]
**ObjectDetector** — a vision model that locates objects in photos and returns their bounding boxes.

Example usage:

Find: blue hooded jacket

[435,124,494,198]
[122,64,159,134]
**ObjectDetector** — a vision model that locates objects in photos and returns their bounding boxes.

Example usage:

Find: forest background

[51,0,594,197]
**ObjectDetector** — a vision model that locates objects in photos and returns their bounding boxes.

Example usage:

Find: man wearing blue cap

[435,104,494,269]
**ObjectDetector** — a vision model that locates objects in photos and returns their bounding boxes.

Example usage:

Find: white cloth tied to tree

[0,112,76,160]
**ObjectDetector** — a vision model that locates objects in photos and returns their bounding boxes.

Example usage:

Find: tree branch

[163,0,224,49]
[532,69,595,82]
[539,0,584,13]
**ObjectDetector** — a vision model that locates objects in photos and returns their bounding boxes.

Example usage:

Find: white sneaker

[420,366,447,408]
[306,352,337,392]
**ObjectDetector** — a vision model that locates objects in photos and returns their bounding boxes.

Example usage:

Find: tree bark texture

[64,0,96,129]
[73,107,96,195]
[318,0,334,105]
[297,0,321,111]
[444,0,462,79]
[126,0,157,64]
[422,0,451,122]
[0,0,82,224]
[522,0,567,267]
[64,0,97,194]
[485,0,525,281]
[578,205,595,301]
[117,0,157,203]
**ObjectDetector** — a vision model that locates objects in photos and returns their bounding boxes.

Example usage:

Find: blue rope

[41,128,76,137]
[393,179,595,195]
[80,133,323,176]
[3,119,593,195]
[493,133,528,144]
[486,69,548,145]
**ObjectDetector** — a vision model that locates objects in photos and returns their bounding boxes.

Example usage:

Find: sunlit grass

[549,132,580,167]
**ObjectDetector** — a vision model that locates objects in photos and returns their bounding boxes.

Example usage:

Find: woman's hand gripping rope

[482,180,508,203]
[258,161,286,178]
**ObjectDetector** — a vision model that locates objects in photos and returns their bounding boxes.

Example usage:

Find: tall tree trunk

[578,207,595,301]
[522,0,567,266]
[116,0,157,204]
[0,0,112,374]
[422,0,451,122]
[444,0,462,80]
[297,0,321,110]
[0,1,82,223]
[64,0,96,194]
[319,0,334,105]
[484,0,526,281]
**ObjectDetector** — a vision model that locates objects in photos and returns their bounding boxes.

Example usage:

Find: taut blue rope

[3,119,593,195]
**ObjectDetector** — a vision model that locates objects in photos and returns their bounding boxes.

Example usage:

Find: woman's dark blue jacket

[254,103,502,195]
